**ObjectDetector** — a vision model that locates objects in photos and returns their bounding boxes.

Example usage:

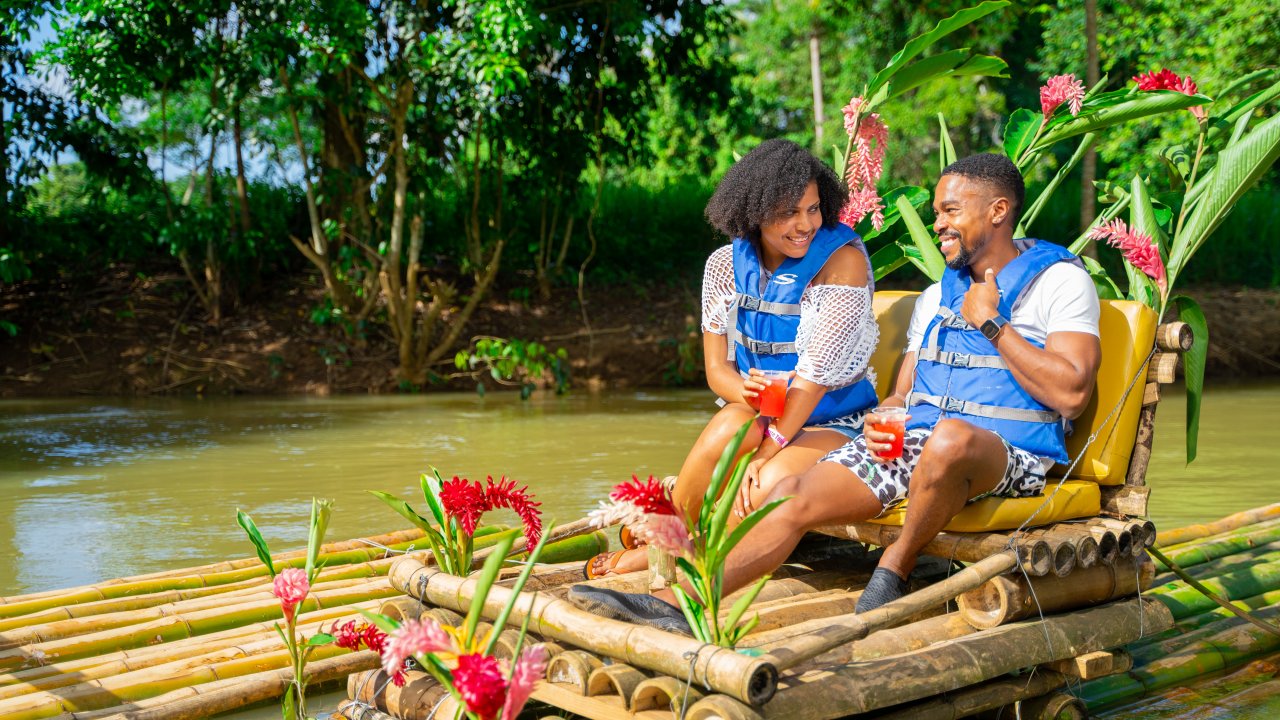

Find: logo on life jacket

[773,273,799,285]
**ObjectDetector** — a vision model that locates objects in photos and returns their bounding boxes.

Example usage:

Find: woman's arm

[704,332,761,406]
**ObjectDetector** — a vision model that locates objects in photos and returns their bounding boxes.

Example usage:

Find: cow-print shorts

[820,428,1048,514]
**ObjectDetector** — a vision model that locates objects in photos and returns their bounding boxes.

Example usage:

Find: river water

[1,382,1279,715]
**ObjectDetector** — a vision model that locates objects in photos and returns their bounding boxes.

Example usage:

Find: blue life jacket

[906,239,1080,463]
[727,224,878,425]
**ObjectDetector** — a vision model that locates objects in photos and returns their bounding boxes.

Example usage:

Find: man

[569,153,1101,631]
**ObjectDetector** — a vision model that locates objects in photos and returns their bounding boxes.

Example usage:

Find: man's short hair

[941,153,1025,225]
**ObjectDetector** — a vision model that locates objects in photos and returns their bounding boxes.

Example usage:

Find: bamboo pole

[689,597,1171,720]
[348,669,454,720]
[1080,600,1280,707]
[77,650,380,720]
[956,556,1155,629]
[387,555,779,706]
[1155,540,1280,585]
[819,524,1053,576]
[1156,503,1280,547]
[863,669,1070,720]
[1148,557,1280,619]
[758,552,1018,671]
[748,613,979,670]
[1155,321,1193,352]
[1127,603,1280,667]
[1154,523,1280,572]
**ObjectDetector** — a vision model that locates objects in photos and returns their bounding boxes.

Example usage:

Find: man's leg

[877,418,1010,582]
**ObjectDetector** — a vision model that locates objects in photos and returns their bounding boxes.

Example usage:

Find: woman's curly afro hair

[704,138,846,241]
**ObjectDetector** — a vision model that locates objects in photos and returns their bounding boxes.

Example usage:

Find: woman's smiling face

[758,181,821,270]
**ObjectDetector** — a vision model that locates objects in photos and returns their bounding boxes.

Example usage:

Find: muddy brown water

[2,382,1279,716]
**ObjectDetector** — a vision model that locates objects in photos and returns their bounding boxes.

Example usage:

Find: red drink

[758,373,788,417]
[869,406,907,460]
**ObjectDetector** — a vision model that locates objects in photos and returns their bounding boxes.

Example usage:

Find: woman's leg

[737,427,853,519]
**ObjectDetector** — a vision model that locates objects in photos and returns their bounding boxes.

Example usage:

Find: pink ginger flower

[632,511,693,560]
[1040,74,1086,117]
[1132,68,1207,121]
[839,188,885,232]
[502,645,549,720]
[1088,219,1167,292]
[272,568,309,622]
[839,96,888,231]
[453,653,509,720]
[381,617,455,679]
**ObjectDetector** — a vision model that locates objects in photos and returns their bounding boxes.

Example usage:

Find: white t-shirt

[906,262,1100,352]
[904,259,1100,471]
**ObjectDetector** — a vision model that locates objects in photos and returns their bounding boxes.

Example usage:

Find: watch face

[981,320,999,340]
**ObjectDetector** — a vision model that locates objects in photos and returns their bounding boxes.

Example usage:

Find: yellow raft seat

[860,291,1158,532]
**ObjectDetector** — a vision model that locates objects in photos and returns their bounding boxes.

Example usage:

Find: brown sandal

[584,549,629,580]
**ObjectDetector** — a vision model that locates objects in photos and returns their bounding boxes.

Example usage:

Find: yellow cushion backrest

[1058,299,1157,485]
[868,292,1157,486]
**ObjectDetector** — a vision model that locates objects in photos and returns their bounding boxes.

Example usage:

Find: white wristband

[766,425,789,449]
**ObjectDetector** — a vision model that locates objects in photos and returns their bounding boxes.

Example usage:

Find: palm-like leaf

[896,194,945,281]
[1173,296,1209,464]
[1035,91,1210,150]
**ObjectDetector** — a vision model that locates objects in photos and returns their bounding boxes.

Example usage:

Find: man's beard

[943,233,974,270]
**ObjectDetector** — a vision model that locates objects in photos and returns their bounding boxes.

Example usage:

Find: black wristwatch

[980,314,1009,341]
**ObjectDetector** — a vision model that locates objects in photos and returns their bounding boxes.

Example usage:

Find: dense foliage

[3,0,1278,377]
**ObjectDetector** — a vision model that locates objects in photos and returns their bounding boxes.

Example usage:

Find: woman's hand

[741,368,768,409]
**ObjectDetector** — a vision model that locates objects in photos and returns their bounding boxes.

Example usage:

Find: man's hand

[961,268,1001,329]
[863,407,910,463]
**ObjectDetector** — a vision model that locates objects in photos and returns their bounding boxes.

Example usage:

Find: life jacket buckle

[739,295,761,311]
[942,396,966,413]
[951,352,971,368]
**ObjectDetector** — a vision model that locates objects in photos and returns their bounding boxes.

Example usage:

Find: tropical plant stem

[1174,128,1208,240]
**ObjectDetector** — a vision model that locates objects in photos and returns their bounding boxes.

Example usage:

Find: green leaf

[356,609,402,634]
[306,632,335,646]
[236,510,276,578]
[832,144,846,184]
[281,684,297,720]
[708,450,756,555]
[305,498,333,584]
[1173,296,1208,465]
[722,497,790,558]
[721,574,771,644]
[1160,144,1193,188]
[1003,108,1039,166]
[672,585,711,644]
[951,54,1008,79]
[1021,133,1096,233]
[859,186,929,241]
[481,517,555,656]
[864,1,1010,103]
[937,113,956,176]
[701,417,754,531]
[1170,112,1280,285]
[1035,91,1211,150]
[871,241,909,281]
[421,469,449,527]
[896,195,945,281]
[1213,68,1277,104]
[1129,174,1169,254]
[883,48,971,99]
[463,534,514,644]
[1207,76,1280,146]
[369,490,437,535]
[1081,256,1123,300]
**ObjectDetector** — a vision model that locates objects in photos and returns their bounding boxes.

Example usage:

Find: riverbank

[2,266,1278,397]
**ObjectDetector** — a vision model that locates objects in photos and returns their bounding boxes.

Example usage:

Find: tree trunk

[809,27,825,151]
[1079,0,1100,257]
[232,105,250,236]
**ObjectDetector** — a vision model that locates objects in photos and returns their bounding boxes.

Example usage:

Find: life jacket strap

[727,327,797,356]
[910,392,1061,423]
[916,348,1009,370]
[734,293,801,315]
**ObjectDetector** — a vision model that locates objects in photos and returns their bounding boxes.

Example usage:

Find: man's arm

[962,268,1100,420]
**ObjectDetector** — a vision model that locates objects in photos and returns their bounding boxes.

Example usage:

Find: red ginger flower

[1132,68,1207,121]
[840,95,889,231]
[333,620,362,650]
[271,568,309,622]
[439,476,543,548]
[484,476,543,548]
[609,475,678,516]
[1088,219,1167,292]
[502,645,549,720]
[454,653,509,720]
[1040,74,1086,117]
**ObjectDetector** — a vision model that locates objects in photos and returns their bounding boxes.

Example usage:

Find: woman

[588,138,880,576]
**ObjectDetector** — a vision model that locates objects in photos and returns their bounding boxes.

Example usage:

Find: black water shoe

[567,585,692,636]
[854,567,909,613]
